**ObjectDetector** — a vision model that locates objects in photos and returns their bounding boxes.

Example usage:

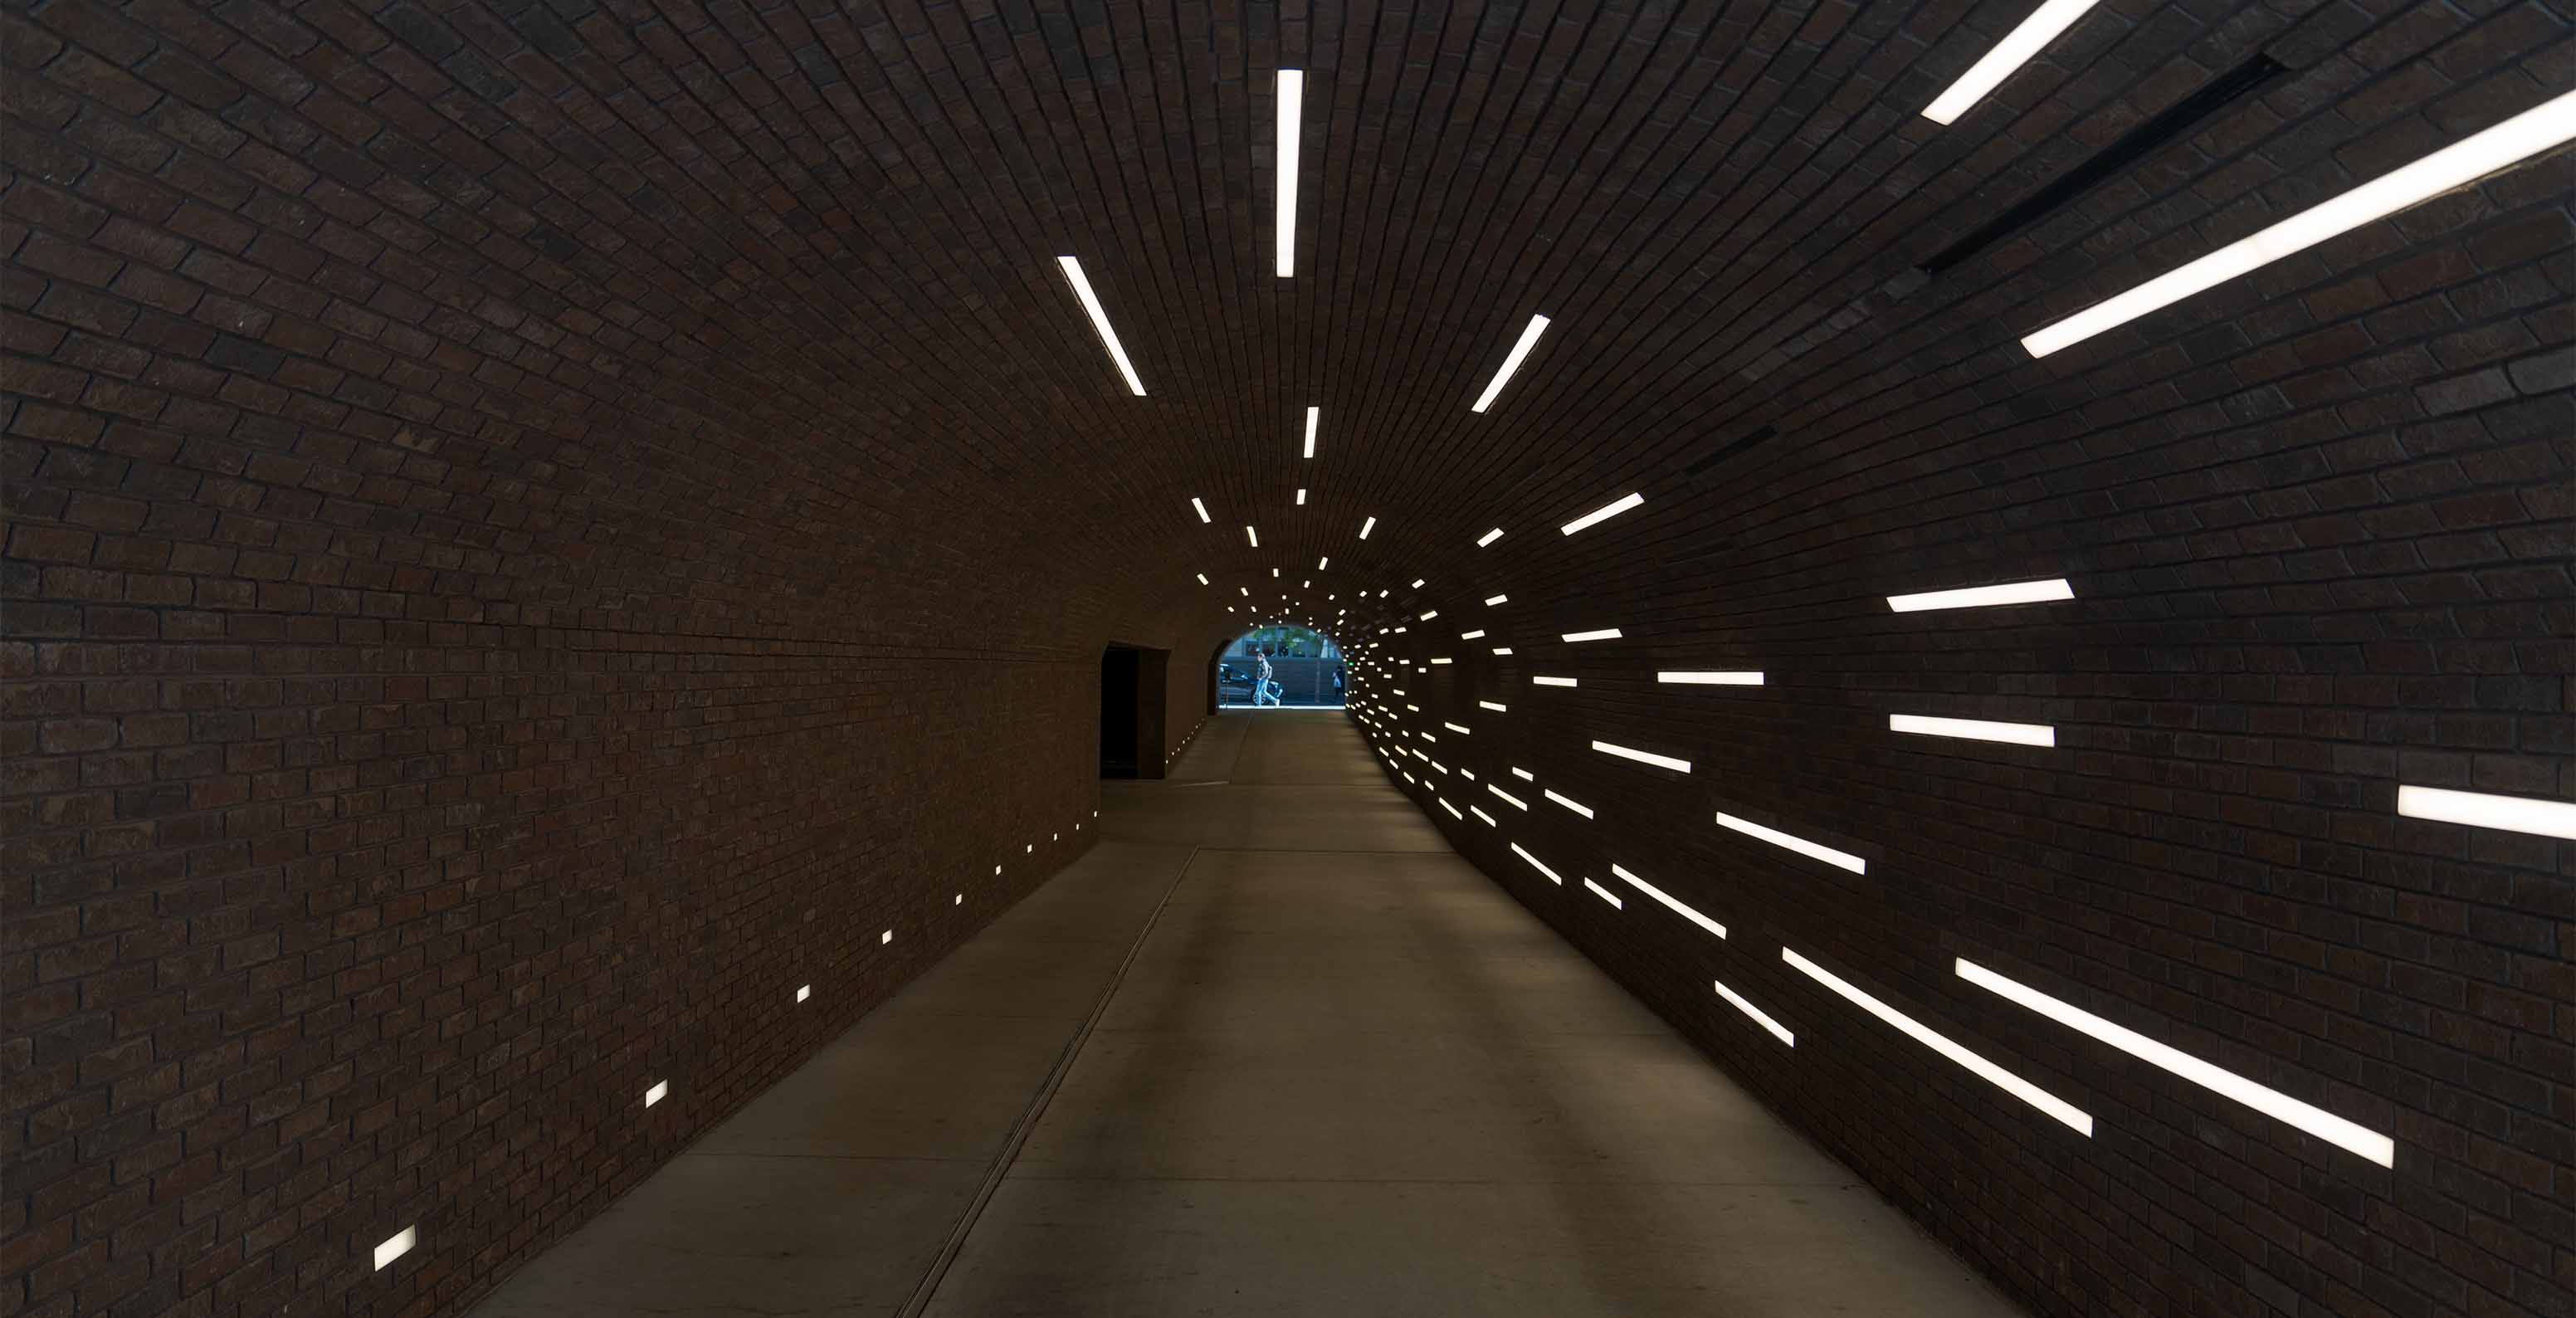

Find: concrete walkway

[472,710,2020,1317]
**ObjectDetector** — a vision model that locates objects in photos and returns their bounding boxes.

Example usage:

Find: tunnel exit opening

[1215,625,1346,710]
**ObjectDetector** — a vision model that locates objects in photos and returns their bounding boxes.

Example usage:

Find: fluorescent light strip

[1886,578,2072,613]
[1461,629,1486,639]
[2026,90,2576,355]
[1920,0,2106,125]
[1510,842,1564,884]
[1318,557,1329,570]
[1490,647,1514,656]
[1301,404,1318,457]
[1543,788,1593,819]
[796,984,812,1002]
[1532,676,1575,687]
[1582,877,1624,909]
[1470,805,1497,826]
[1484,594,1508,606]
[1476,528,1505,547]
[1191,497,1211,523]
[1056,256,1145,394]
[1783,949,2093,1136]
[1359,516,1376,539]
[1274,71,1303,276]
[1429,657,1452,666]
[1609,863,1725,938]
[2395,785,2576,840]
[373,1227,417,1271]
[1195,573,1208,584]
[1592,740,1691,774]
[1477,700,1507,712]
[1659,671,1763,686]
[1245,525,1259,548]
[644,1080,668,1107]
[1714,811,1866,874]
[1471,315,1550,412]
[1411,578,1426,588]
[1439,798,1462,820]
[1890,714,2056,747]
[1443,722,1470,735]
[1561,491,1644,536]
[1487,784,1529,810]
[1510,768,1534,781]
[1296,488,1307,505]
[1419,610,1439,620]
[1562,628,1621,643]
[1957,959,2393,1164]
[1714,979,1795,1047]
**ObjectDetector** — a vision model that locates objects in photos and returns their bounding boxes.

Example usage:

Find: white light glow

[1890,714,2056,747]
[1439,798,1462,819]
[1275,71,1303,276]
[1429,657,1452,666]
[1485,594,1508,606]
[1477,700,1507,712]
[1245,525,1259,548]
[1659,671,1764,686]
[2395,785,2576,840]
[1886,578,2072,613]
[1532,676,1576,687]
[1544,788,1594,819]
[1609,863,1725,938]
[1561,491,1644,536]
[1957,959,2393,1164]
[1715,812,1866,874]
[1510,768,1534,781]
[1056,256,1145,395]
[1783,949,2093,1136]
[1920,0,2106,125]
[1491,647,1514,656]
[1714,979,1795,1047]
[1471,315,1551,412]
[1420,610,1439,620]
[373,1227,416,1271]
[1443,722,1470,734]
[1296,488,1307,505]
[2025,90,2576,355]
[796,984,812,1002]
[1411,578,1427,588]
[1592,740,1691,774]
[1196,573,1209,584]
[645,1081,668,1107]
[1471,805,1497,826]
[1191,497,1211,523]
[881,930,894,945]
[1488,784,1529,811]
[1510,842,1564,884]
[1359,516,1377,539]
[1461,629,1486,639]
[1582,877,1624,909]
[1318,557,1329,570]
[1476,528,1505,547]
[1562,628,1622,643]
[1302,403,1318,457]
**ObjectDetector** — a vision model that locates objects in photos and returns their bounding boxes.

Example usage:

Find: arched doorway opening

[1213,626,1347,710]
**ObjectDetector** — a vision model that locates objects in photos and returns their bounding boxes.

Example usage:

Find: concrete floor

[471,710,2022,1318]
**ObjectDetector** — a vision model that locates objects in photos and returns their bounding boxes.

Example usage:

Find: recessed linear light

[1579,877,1624,909]
[1195,573,1209,584]
[1920,0,2107,125]
[881,930,894,945]
[1609,863,1725,938]
[1491,647,1514,656]
[1273,568,1281,578]
[1715,812,1866,874]
[1592,740,1691,774]
[1056,256,1144,395]
[1956,959,2393,1164]
[1510,842,1564,884]
[1460,629,1486,640]
[796,984,812,1003]
[644,1080,668,1107]
[1245,525,1259,547]
[1471,315,1551,412]
[1411,578,1426,588]
[1302,404,1319,457]
[1439,798,1462,820]
[1544,788,1593,819]
[1470,805,1497,826]
[1890,714,2056,747]
[2395,785,2576,840]
[373,1227,417,1271]
[1715,979,1795,1047]
[1477,700,1507,712]
[1484,594,1508,606]
[1561,491,1643,536]
[1240,587,1250,597]
[1275,70,1303,277]
[1532,676,1575,687]
[1562,628,1621,643]
[1886,578,2072,612]
[1296,488,1307,505]
[1510,768,1534,781]
[1191,497,1211,523]
[1359,516,1377,539]
[1659,671,1763,686]
[1443,722,1470,734]
[1318,557,1329,570]
[1783,949,2093,1136]
[2025,90,2576,355]
[1476,528,1505,548]
[1488,784,1529,810]
[1419,610,1439,620]
[1429,657,1453,666]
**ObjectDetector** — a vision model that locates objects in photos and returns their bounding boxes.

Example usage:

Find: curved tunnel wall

[2,3,2569,1317]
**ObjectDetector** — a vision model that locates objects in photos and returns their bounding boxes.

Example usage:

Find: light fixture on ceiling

[1055,256,1145,395]
[1562,628,1621,643]
[1191,497,1212,523]
[1302,404,1319,458]
[1471,315,1551,412]
[1920,0,2107,125]
[1476,528,1505,548]
[1561,491,1643,535]
[1275,70,1303,277]
[1359,515,1376,539]
[1886,578,2072,612]
[1245,525,1259,547]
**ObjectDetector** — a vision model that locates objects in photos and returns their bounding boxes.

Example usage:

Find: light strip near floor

[1920,0,2106,125]
[1439,798,1461,820]
[1715,979,1796,1047]
[1714,812,1866,874]
[2024,90,2576,356]
[1593,740,1691,773]
[1659,671,1762,686]
[1890,714,2056,747]
[1471,805,1497,826]
[1056,256,1145,394]
[1302,404,1319,457]
[1274,70,1303,276]
[1470,315,1551,412]
[1956,959,2394,1165]
[1487,784,1529,810]
[1886,578,2071,612]
[1544,788,1593,819]
[1608,863,1725,938]
[1783,949,2094,1135]
[2395,785,2576,840]
[1561,491,1643,535]
[1582,878,1624,909]
[1511,842,1564,884]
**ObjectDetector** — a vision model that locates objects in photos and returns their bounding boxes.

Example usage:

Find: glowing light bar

[2026,90,2576,356]
[1659,671,1763,686]
[373,1227,417,1271]
[1592,740,1691,774]
[1241,587,1251,597]
[1245,525,1259,548]
[1491,647,1514,656]
[1420,610,1439,620]
[1715,811,1866,874]
[644,1080,668,1107]
[1532,676,1576,687]
[1485,594,1508,606]
[1439,798,1462,820]
[1510,768,1534,781]
[1318,557,1329,570]
[1609,863,1724,938]
[1920,0,2106,125]
[1886,578,2072,612]
[1429,657,1452,666]
[1461,629,1486,639]
[1890,714,2056,747]
[1471,315,1551,412]
[1783,949,2093,1136]
[2396,785,2576,840]
[1359,516,1377,539]
[1195,573,1209,584]
[1561,491,1644,536]
[1714,979,1795,1047]
[1583,877,1624,909]
[1487,784,1529,810]
[1191,498,1211,523]
[1296,488,1307,505]
[1476,528,1505,547]
[1562,628,1622,643]
[1957,959,2393,1165]
[1477,700,1507,712]
[1510,842,1564,884]
[1275,71,1303,276]
[1471,805,1497,826]
[1544,788,1593,819]
[1411,578,1427,588]
[880,930,893,945]
[796,984,812,1002]
[1301,403,1318,457]
[1443,722,1470,734]
[1056,256,1145,394]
